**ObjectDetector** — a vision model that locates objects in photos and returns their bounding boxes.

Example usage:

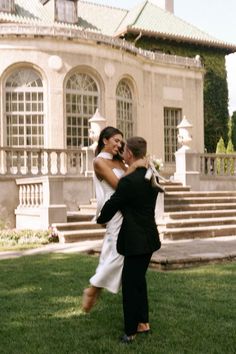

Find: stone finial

[88,109,107,151]
[177,116,193,150]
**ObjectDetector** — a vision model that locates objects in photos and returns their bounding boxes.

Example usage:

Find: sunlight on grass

[7,286,41,295]
[53,307,85,318]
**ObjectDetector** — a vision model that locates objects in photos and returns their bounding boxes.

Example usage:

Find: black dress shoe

[120,334,136,344]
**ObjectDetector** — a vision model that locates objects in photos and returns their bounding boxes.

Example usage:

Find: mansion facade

[0,0,235,229]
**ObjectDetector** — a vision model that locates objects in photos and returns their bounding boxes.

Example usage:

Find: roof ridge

[129,0,148,27]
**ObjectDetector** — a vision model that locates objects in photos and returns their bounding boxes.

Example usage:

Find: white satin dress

[89,152,124,294]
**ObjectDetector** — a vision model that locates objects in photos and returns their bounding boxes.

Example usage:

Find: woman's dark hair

[95,126,123,159]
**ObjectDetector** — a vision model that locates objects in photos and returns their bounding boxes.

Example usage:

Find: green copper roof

[78,1,127,35]
[115,1,235,49]
[0,0,235,51]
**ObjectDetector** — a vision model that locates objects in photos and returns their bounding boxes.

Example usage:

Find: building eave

[117,26,236,54]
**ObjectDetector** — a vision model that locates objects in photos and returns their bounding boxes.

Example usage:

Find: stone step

[52,221,101,231]
[163,185,191,192]
[165,203,236,212]
[165,191,236,198]
[164,216,236,229]
[166,209,236,219]
[78,204,97,214]
[67,211,95,222]
[161,224,236,241]
[165,196,236,205]
[58,228,105,243]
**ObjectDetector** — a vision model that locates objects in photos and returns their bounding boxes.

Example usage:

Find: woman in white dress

[82,126,126,312]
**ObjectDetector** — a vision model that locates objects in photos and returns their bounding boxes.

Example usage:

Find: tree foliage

[231,111,236,149]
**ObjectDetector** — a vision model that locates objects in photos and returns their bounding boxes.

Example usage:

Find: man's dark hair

[126,136,147,158]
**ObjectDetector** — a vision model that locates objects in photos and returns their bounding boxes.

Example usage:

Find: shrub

[0,229,51,247]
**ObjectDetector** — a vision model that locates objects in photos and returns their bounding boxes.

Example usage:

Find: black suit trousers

[122,253,152,336]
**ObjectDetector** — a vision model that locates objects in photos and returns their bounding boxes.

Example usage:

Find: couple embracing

[82,126,162,344]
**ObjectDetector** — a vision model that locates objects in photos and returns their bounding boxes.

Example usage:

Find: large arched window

[66,73,99,147]
[5,68,44,165]
[116,80,133,139]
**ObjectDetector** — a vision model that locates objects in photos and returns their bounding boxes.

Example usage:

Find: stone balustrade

[0,147,88,177]
[15,176,67,230]
[174,150,236,191]
[200,153,236,176]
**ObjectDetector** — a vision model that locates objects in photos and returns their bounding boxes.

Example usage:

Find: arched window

[6,68,44,148]
[116,80,133,139]
[5,68,44,166]
[66,73,99,147]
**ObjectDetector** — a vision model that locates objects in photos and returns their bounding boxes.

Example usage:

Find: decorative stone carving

[48,55,63,71]
[104,62,115,78]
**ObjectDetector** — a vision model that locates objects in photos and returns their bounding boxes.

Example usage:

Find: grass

[0,253,235,354]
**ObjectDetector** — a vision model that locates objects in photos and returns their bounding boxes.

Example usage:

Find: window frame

[116,79,134,139]
[55,0,78,24]
[0,0,15,13]
[164,107,182,163]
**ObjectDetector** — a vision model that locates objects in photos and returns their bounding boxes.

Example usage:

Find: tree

[216,136,226,174]
[231,111,236,148]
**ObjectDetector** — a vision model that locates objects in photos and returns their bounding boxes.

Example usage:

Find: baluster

[206,157,211,175]
[27,151,32,175]
[16,151,21,175]
[30,185,35,207]
[35,184,39,207]
[19,185,23,207]
[39,184,43,205]
[22,185,26,207]
[26,185,31,206]
[56,151,61,175]
[6,151,11,175]
[47,151,52,175]
[80,151,84,174]
[75,152,81,175]
[37,150,42,175]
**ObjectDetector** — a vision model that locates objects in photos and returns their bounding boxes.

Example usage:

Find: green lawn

[0,254,235,354]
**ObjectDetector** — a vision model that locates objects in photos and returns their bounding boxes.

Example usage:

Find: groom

[97,136,161,343]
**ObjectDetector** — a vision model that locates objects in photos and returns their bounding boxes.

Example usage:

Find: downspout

[133,31,142,45]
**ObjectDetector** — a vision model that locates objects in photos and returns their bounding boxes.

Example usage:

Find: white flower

[151,156,163,171]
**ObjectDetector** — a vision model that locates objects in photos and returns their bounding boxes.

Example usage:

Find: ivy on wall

[125,34,229,152]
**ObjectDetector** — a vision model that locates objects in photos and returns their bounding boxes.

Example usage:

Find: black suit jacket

[97,167,161,256]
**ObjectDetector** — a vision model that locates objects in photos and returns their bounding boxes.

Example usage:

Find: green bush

[226,138,235,175]
[0,229,51,247]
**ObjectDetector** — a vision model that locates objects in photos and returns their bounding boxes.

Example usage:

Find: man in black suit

[97,136,161,343]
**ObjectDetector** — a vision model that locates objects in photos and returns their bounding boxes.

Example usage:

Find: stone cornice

[0,24,202,69]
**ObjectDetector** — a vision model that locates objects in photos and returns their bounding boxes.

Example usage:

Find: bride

[82,126,126,312]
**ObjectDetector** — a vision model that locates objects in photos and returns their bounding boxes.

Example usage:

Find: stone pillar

[173,116,200,189]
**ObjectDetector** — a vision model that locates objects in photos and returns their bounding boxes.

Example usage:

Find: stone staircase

[161,189,236,240]
[51,200,105,243]
[51,182,236,243]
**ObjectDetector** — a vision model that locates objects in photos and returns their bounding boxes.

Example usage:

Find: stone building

[0,0,235,229]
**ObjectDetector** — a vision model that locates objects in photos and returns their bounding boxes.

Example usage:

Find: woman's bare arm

[94,158,120,190]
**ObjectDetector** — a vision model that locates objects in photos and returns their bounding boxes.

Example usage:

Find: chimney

[165,0,174,13]
[152,0,174,13]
